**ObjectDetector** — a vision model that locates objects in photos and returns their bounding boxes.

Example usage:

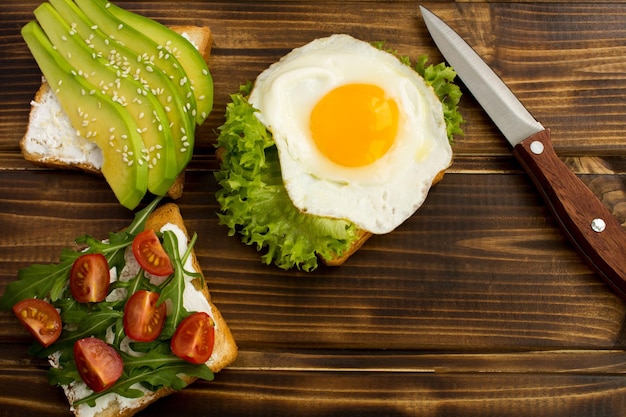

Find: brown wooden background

[3,1,626,416]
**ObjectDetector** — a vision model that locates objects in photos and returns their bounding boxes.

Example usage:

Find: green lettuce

[214,53,465,271]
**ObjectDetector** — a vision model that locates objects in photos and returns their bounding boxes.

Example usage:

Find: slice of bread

[62,202,237,417]
[20,25,213,200]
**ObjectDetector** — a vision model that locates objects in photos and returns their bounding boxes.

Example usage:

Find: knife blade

[420,5,626,301]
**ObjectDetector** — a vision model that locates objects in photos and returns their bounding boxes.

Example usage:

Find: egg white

[248,34,452,234]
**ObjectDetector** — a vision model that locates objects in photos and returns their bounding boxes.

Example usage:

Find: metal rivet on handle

[530,140,544,155]
[591,218,606,233]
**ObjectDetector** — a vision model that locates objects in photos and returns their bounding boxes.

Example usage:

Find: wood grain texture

[3,1,626,416]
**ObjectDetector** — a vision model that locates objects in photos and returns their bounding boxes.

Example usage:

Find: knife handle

[512,128,626,300]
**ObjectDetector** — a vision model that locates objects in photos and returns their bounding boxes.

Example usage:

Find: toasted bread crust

[20,25,213,201]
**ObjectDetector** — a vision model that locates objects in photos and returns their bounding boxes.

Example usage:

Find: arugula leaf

[33,308,122,358]
[0,257,76,310]
[159,230,191,339]
[75,345,214,407]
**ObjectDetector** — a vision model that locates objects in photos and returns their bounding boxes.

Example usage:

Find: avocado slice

[22,20,148,209]
[72,0,196,124]
[34,3,178,197]
[97,0,213,125]
[49,0,196,173]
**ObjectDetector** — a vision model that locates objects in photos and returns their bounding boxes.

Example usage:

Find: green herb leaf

[0,257,76,310]
[75,344,214,407]
[214,94,360,271]
[159,230,191,339]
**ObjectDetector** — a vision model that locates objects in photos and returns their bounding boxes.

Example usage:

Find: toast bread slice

[62,202,237,417]
[20,25,213,200]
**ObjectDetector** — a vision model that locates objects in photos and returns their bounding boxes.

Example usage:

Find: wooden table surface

[3,1,626,416]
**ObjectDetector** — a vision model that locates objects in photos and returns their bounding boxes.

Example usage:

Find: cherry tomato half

[123,290,166,342]
[69,253,110,303]
[132,229,174,277]
[171,312,215,364]
[74,338,123,393]
[12,298,62,347]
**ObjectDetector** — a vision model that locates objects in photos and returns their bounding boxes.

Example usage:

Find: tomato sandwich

[0,198,238,417]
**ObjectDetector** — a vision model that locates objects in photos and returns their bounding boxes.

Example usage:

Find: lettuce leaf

[215,53,465,271]
[215,89,360,271]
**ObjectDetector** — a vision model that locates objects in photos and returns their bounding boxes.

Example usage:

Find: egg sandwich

[215,34,464,271]
[0,198,238,417]
[20,0,214,209]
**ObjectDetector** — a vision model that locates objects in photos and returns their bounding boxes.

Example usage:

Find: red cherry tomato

[12,298,62,347]
[171,312,215,364]
[74,338,123,393]
[123,290,166,342]
[69,253,110,303]
[131,229,174,277]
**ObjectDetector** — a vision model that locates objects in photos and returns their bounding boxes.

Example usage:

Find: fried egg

[248,34,452,234]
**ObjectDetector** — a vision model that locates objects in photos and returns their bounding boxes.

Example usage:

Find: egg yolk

[309,83,399,167]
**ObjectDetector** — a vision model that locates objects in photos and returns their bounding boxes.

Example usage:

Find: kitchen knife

[420,6,626,301]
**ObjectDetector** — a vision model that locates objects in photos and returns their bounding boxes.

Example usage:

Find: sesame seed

[91,25,98,30]
[117,23,124,30]
[202,69,208,76]
[201,112,208,119]
[199,95,205,100]
[61,35,68,41]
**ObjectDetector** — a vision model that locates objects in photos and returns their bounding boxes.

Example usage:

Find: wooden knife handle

[512,128,626,300]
